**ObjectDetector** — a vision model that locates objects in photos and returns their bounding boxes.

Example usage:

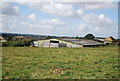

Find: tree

[84,34,95,40]
[75,36,79,39]
[2,42,10,47]
[2,39,33,47]
[46,35,53,39]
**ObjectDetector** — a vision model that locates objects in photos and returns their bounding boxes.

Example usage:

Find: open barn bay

[2,47,119,79]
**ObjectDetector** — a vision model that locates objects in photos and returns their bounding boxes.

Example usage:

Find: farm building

[0,37,7,42]
[31,38,104,47]
[13,36,27,41]
[104,36,115,43]
[94,36,116,44]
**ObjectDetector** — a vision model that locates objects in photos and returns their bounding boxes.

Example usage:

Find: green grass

[2,47,119,79]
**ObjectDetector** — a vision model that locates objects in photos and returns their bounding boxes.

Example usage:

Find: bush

[2,40,33,47]
[84,34,95,40]
[2,42,10,47]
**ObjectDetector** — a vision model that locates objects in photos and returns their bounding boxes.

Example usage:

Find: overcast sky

[0,0,118,38]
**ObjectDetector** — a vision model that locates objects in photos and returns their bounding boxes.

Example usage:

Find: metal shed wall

[37,39,81,47]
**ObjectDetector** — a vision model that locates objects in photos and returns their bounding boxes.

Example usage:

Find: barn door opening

[50,40,59,43]
[50,40,59,47]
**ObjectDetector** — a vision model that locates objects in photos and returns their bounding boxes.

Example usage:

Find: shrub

[84,34,95,40]
[2,40,33,47]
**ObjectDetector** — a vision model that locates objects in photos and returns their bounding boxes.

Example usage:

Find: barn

[94,36,116,44]
[31,38,104,47]
[0,37,7,42]
[104,36,115,43]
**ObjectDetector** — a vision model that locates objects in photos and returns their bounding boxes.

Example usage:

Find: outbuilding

[0,37,7,42]
[31,38,104,47]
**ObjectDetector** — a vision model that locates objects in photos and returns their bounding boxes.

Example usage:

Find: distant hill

[1,32,45,37]
[1,32,59,41]
[1,32,48,41]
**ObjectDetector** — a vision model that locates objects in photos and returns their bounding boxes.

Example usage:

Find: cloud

[1,12,118,38]
[2,0,118,2]
[29,14,36,21]
[16,1,117,11]
[77,24,89,32]
[1,2,118,38]
[28,14,66,27]
[82,13,115,27]
[79,13,117,37]
[0,2,20,16]
[1,14,67,35]
[39,18,66,27]
[63,2,117,13]
[73,2,117,10]
[17,2,117,21]
[19,2,84,18]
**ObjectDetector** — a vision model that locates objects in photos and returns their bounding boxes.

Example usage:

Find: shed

[32,38,104,48]
[104,36,115,42]
[0,37,7,42]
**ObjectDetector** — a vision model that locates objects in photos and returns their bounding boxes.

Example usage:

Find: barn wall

[36,39,82,47]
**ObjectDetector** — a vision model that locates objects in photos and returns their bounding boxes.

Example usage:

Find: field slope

[2,47,119,79]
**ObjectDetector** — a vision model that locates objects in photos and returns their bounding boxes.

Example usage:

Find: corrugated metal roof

[59,38,102,45]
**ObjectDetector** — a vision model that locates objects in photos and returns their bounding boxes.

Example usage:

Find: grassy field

[2,47,119,79]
